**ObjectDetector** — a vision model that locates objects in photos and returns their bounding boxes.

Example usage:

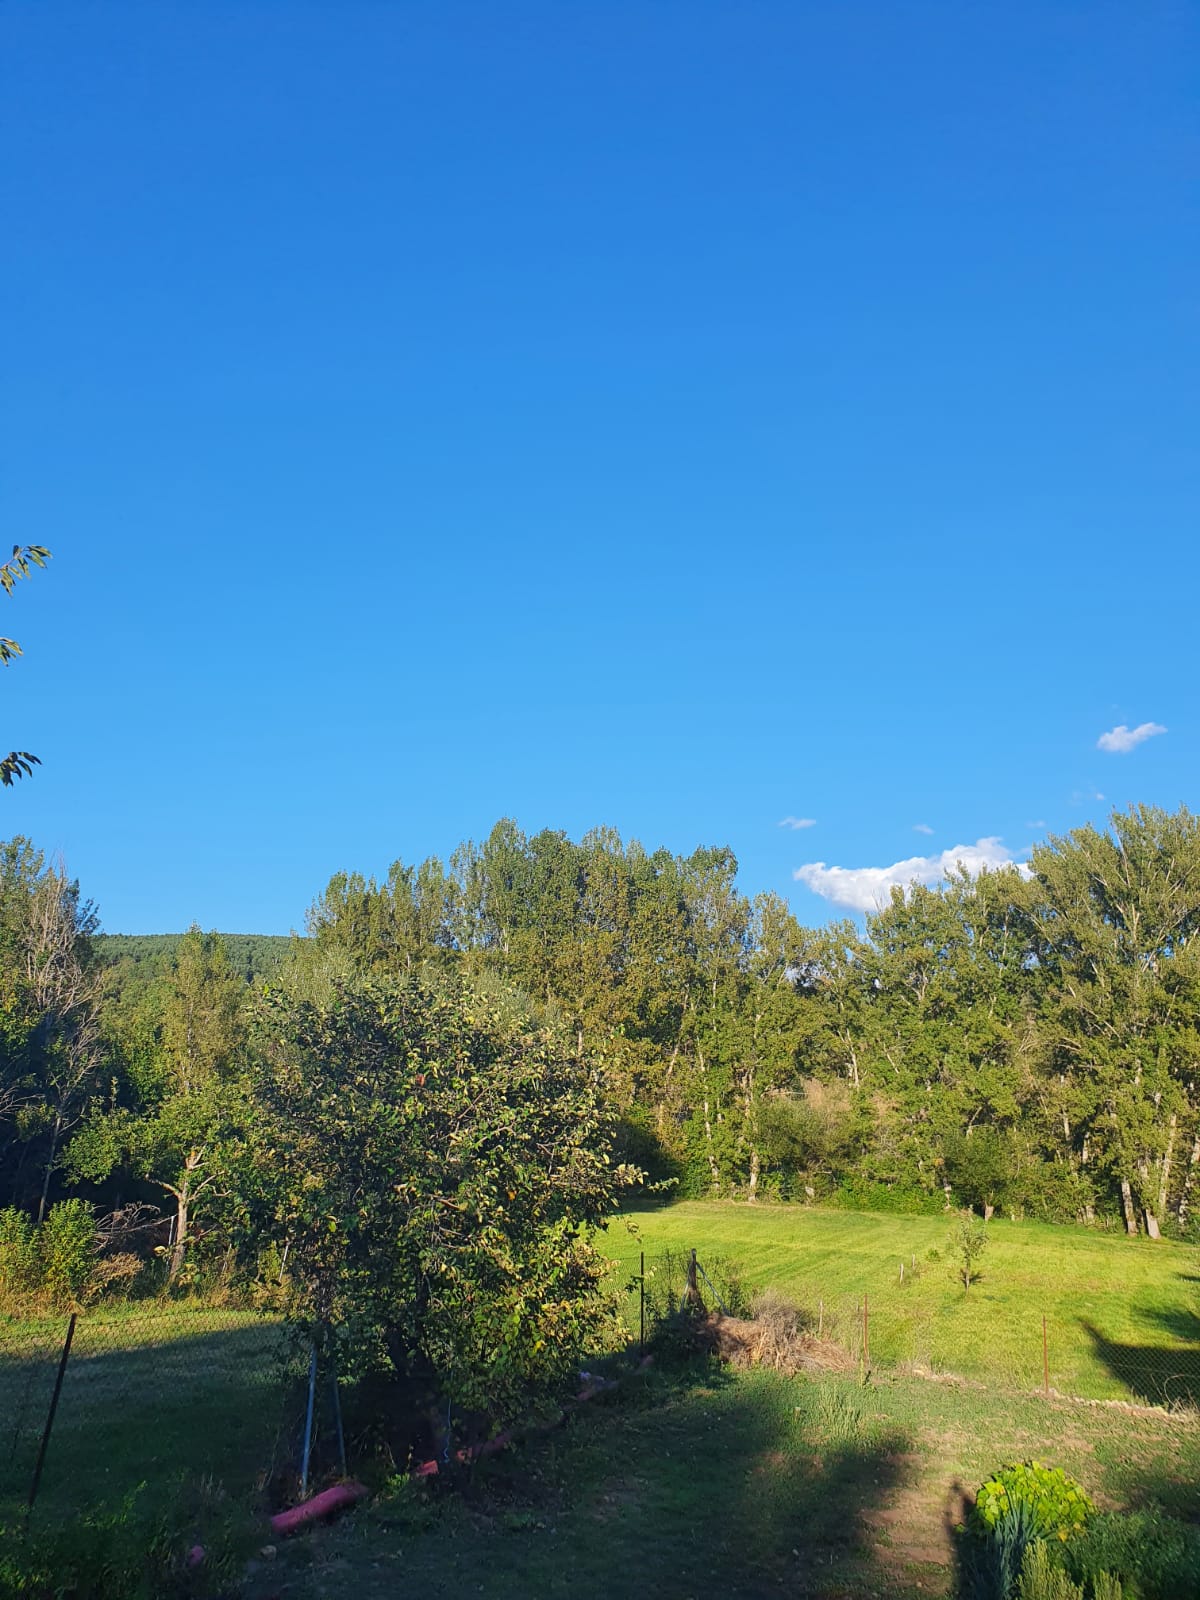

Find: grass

[247,1361,1200,1600]
[0,1302,297,1540]
[0,1205,1195,1596]
[603,1201,1200,1405]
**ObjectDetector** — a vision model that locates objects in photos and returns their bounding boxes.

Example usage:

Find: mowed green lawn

[603,1202,1200,1406]
[0,1304,295,1532]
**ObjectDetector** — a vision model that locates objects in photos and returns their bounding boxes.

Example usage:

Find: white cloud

[912,823,934,835]
[778,816,817,830]
[1026,820,1047,830]
[1096,722,1166,754]
[794,837,1029,914]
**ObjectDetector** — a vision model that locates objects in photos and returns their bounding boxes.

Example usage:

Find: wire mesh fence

[3,1255,1198,1536]
[0,1304,306,1531]
[630,1248,1200,1412]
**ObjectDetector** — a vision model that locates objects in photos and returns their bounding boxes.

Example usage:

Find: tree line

[2,803,1199,1274]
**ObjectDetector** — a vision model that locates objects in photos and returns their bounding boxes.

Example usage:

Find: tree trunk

[1177,1134,1200,1226]
[169,1189,189,1281]
[36,1111,64,1225]
[748,1144,760,1204]
[656,1043,680,1138]
[983,1202,995,1221]
[702,1095,720,1194]
[844,1035,860,1088]
[1158,1113,1177,1221]
[1144,1209,1161,1240]
[1120,1177,1138,1236]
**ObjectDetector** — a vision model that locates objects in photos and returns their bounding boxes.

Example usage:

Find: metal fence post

[1043,1315,1050,1397]
[27,1312,76,1522]
[300,1340,318,1496]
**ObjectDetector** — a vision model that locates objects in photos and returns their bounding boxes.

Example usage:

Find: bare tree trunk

[699,1040,720,1193]
[748,1144,760,1204]
[1177,1134,1200,1226]
[1120,1177,1138,1236]
[169,1187,189,1282]
[1144,1208,1161,1240]
[1158,1113,1177,1221]
[983,1202,995,1221]
[36,1110,63,1225]
[168,1153,204,1282]
[702,1097,720,1193]
[843,1034,860,1088]
[656,1043,680,1138]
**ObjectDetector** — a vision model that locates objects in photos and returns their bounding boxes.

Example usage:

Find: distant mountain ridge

[94,931,296,984]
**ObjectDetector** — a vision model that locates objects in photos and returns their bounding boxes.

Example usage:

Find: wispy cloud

[912,823,934,835]
[794,837,1029,914]
[1026,820,1047,830]
[1097,722,1166,754]
[778,816,817,830]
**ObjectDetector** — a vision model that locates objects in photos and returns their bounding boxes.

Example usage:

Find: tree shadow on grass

[1079,1320,1200,1409]
[264,1365,937,1600]
[0,1316,298,1531]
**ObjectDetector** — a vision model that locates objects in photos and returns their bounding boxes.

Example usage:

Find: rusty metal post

[1042,1315,1050,1397]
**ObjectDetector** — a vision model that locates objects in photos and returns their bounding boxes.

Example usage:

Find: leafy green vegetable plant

[974,1462,1094,1543]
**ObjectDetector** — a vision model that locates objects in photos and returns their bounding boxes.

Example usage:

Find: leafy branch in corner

[1,543,52,786]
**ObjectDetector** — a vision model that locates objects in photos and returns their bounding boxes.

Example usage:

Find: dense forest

[2,804,1200,1266]
[93,933,292,986]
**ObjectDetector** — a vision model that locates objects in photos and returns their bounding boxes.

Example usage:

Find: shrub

[952,1212,989,1292]
[0,1483,247,1599]
[37,1200,98,1311]
[0,1208,37,1310]
[974,1463,1094,1544]
[830,1175,946,1216]
[1063,1509,1200,1600]
[239,975,641,1415]
[1016,1540,1084,1600]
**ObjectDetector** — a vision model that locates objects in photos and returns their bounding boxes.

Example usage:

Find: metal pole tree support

[300,1341,318,1497]
[27,1313,76,1521]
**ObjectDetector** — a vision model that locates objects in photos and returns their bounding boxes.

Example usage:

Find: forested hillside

[94,932,293,985]
[2,804,1199,1244]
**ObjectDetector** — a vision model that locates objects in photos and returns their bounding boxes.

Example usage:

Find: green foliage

[94,932,291,987]
[946,1125,1012,1214]
[830,1176,946,1216]
[972,1498,1040,1600]
[0,544,51,788]
[953,1212,990,1291]
[1063,1509,1200,1600]
[0,1201,139,1313]
[974,1463,1094,1543]
[0,1207,37,1306]
[0,1483,245,1599]
[70,927,247,1283]
[1016,1540,1085,1600]
[236,973,639,1414]
[37,1199,98,1309]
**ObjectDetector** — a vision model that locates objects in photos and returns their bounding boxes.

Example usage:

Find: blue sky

[2,1,1195,933]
